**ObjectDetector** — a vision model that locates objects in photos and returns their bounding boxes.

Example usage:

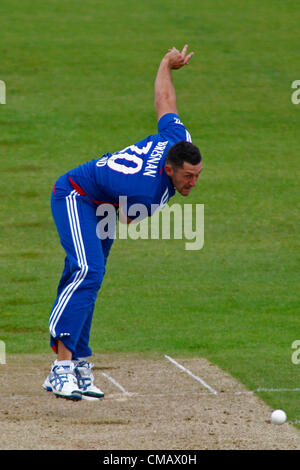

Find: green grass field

[1,0,299,427]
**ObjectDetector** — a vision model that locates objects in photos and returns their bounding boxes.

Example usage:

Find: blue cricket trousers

[49,174,115,358]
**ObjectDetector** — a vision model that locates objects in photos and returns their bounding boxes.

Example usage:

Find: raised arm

[154,45,194,122]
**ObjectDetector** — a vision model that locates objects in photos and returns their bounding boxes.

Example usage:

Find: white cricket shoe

[42,362,82,401]
[74,360,104,400]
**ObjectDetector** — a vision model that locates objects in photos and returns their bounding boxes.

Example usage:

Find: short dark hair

[165,141,202,169]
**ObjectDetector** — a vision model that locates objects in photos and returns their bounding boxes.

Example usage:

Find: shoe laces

[51,365,76,390]
[75,361,95,390]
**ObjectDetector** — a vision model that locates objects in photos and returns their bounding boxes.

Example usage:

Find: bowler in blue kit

[43,45,203,401]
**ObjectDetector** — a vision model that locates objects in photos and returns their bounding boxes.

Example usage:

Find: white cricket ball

[271,409,287,425]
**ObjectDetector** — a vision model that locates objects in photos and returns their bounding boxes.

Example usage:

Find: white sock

[54,359,73,367]
[78,357,89,362]
[72,357,89,364]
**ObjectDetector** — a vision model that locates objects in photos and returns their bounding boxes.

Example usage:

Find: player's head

[165,141,202,196]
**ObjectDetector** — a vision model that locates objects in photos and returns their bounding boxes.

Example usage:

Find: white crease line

[164,355,218,395]
[101,372,132,397]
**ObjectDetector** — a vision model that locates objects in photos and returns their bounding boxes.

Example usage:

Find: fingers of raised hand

[181,44,189,56]
[166,45,194,68]
[184,51,194,64]
[181,45,194,64]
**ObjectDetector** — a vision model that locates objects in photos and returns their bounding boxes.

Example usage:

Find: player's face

[165,161,202,196]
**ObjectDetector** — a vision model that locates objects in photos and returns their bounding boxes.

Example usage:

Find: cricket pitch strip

[1,353,300,450]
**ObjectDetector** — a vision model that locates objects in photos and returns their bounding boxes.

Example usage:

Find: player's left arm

[118,206,134,224]
[118,196,153,224]
[154,45,194,122]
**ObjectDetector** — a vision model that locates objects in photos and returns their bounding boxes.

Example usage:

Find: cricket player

[43,45,202,400]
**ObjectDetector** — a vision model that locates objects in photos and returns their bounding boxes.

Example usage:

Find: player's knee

[85,265,105,289]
